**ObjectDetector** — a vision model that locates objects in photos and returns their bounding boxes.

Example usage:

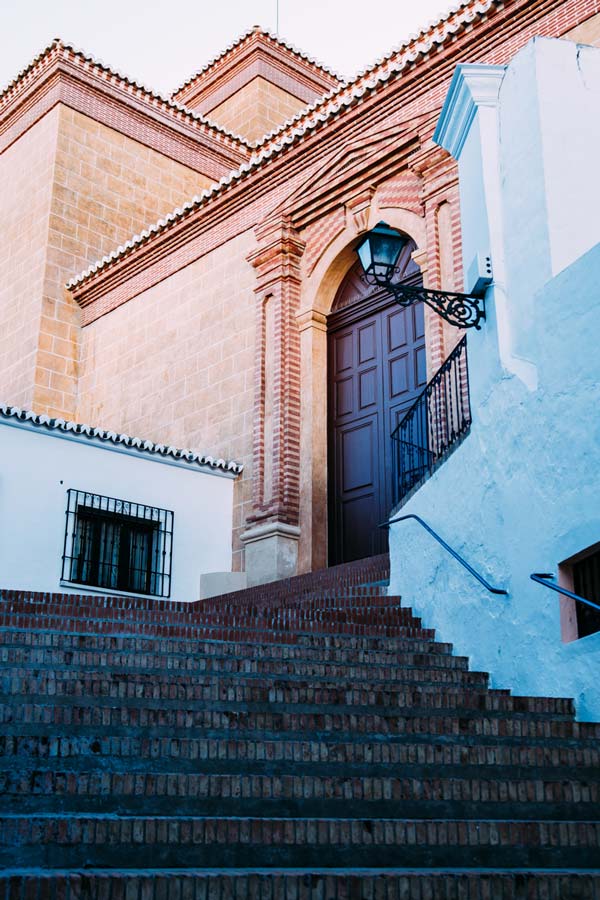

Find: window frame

[61,489,174,598]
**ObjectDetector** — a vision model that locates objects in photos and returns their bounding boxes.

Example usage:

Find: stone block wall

[0,109,59,409]
[208,77,308,143]
[0,103,213,419]
[76,230,257,571]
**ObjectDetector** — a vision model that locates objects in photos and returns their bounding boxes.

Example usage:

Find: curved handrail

[530,572,600,612]
[381,513,508,595]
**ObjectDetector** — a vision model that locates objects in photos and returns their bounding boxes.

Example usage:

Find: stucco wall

[0,420,236,601]
[76,229,257,571]
[389,39,600,721]
[0,109,59,408]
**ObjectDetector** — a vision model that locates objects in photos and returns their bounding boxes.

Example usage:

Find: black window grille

[61,490,174,597]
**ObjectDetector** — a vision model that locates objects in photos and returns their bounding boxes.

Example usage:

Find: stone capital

[247,216,306,293]
[296,309,327,333]
[411,247,429,279]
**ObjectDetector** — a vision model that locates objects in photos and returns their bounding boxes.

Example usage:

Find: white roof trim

[0,405,243,478]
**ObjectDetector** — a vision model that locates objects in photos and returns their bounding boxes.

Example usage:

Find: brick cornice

[248,217,306,291]
[67,0,596,310]
[0,43,250,175]
[173,29,341,112]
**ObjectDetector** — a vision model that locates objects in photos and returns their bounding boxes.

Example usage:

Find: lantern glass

[357,222,408,282]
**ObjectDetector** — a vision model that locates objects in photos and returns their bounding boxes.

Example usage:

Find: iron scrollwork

[362,270,486,329]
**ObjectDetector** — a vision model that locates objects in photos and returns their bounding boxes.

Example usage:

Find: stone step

[0,629,467,668]
[0,754,600,802]
[0,697,578,739]
[0,652,489,688]
[2,870,600,900]
[1,815,599,869]
[2,870,598,900]
[2,765,598,816]
[1,591,402,616]
[3,730,599,769]
[0,601,414,630]
[0,616,436,642]
[0,678,573,715]
[1,672,510,707]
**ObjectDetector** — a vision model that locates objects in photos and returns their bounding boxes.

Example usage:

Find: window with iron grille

[61,490,174,597]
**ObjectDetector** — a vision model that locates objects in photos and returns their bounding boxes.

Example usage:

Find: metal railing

[391,336,471,505]
[381,514,508,595]
[530,572,600,612]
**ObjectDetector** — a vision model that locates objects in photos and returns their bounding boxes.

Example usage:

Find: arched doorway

[327,236,426,564]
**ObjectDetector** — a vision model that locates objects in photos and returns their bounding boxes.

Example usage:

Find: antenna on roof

[276,0,279,35]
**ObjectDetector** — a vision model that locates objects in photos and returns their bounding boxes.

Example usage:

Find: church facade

[2,0,600,590]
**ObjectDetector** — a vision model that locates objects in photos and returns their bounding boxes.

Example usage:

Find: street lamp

[356,222,488,329]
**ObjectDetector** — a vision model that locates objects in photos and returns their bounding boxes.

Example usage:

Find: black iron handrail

[380,514,508,595]
[391,336,471,505]
[530,573,600,612]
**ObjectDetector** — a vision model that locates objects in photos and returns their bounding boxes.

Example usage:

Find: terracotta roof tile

[0,38,253,150]
[66,0,500,291]
[171,25,343,99]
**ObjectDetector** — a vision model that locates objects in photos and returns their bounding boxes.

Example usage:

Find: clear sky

[1,0,457,96]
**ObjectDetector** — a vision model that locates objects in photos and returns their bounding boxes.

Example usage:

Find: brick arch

[299,205,426,319]
[296,205,427,574]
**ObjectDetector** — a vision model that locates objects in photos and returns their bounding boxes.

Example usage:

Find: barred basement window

[61,490,174,597]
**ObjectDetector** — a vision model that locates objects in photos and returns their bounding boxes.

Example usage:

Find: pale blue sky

[1,0,457,95]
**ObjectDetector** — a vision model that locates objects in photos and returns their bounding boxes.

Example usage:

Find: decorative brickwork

[2,0,600,577]
[303,208,346,277]
[247,218,305,529]
[172,26,341,121]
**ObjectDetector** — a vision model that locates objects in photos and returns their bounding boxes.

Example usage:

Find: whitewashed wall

[389,38,600,721]
[0,418,238,601]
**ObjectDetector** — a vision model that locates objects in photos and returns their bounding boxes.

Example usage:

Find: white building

[0,405,244,601]
[388,37,600,720]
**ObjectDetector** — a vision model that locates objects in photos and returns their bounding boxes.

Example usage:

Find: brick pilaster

[246,217,305,529]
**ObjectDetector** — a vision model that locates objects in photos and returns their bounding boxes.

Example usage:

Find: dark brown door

[328,257,426,565]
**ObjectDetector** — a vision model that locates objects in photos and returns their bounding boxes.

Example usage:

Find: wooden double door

[327,288,426,565]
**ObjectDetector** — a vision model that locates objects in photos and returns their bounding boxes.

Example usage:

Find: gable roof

[171,25,343,104]
[66,0,506,292]
[0,38,254,150]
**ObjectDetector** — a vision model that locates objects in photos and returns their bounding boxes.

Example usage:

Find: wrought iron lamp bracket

[363,269,486,330]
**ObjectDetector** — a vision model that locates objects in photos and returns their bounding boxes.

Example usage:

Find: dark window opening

[62,490,174,597]
[572,548,600,638]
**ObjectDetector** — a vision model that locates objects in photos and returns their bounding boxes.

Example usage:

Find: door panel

[328,291,425,565]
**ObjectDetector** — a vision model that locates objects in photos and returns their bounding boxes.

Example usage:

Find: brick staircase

[1,554,599,898]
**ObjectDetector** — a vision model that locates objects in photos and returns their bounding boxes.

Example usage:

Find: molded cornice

[0,40,250,175]
[66,0,588,313]
[433,63,506,158]
[172,27,341,114]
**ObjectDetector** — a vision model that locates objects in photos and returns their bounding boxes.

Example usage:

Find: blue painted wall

[389,38,600,720]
